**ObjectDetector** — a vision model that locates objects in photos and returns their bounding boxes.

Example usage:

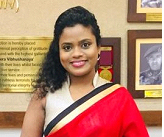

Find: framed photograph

[128,30,162,98]
[136,39,162,90]
[127,0,162,22]
[98,37,121,84]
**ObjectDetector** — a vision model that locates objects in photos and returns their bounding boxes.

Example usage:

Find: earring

[97,54,100,60]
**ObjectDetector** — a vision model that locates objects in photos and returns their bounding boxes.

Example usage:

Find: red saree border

[44,83,121,136]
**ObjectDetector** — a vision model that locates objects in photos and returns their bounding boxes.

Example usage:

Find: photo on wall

[135,39,162,90]
[127,30,162,98]
[139,43,162,85]
[141,0,162,8]
[127,0,162,22]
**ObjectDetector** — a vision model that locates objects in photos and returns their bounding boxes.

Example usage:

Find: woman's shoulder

[95,74,110,87]
[108,84,135,103]
[30,89,47,110]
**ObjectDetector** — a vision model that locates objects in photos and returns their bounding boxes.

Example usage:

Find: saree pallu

[44,83,149,137]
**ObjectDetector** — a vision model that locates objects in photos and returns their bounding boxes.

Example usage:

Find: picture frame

[127,30,162,98]
[127,0,162,22]
[0,37,122,128]
[99,37,121,84]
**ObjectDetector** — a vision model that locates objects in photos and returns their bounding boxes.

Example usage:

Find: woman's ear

[97,46,101,60]
[98,45,101,54]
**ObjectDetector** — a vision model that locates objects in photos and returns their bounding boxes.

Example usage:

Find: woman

[21,6,149,137]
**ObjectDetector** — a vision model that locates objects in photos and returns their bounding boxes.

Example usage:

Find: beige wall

[0,0,162,111]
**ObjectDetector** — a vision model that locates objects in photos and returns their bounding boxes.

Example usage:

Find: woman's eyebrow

[61,42,72,46]
[78,39,91,44]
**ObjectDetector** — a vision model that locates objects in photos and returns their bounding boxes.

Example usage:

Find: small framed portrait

[127,30,162,98]
[135,39,162,90]
[141,0,162,8]
[128,0,162,22]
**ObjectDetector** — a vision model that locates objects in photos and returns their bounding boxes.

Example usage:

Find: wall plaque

[0,37,52,92]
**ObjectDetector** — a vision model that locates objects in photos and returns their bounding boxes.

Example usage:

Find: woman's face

[59,24,100,77]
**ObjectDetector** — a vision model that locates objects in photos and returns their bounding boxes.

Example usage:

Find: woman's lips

[71,60,86,67]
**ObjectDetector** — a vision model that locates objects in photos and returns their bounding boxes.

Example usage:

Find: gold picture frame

[135,38,162,90]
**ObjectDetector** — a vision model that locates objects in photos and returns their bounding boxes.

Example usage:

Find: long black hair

[33,6,101,98]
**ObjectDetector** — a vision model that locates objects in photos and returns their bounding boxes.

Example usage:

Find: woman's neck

[69,71,95,87]
[68,71,96,101]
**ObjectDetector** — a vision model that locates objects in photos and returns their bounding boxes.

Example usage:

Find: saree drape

[44,83,149,137]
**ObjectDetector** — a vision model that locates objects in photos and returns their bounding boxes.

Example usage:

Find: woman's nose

[72,47,83,57]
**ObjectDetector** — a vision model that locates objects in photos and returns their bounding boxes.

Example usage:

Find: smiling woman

[20,6,149,137]
[59,24,100,77]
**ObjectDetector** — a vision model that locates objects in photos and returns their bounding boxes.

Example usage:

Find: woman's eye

[82,42,91,49]
[63,45,72,51]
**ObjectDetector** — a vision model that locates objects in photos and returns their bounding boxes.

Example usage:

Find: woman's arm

[20,94,46,137]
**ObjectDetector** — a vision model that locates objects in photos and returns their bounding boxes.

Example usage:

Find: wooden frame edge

[0,111,161,128]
